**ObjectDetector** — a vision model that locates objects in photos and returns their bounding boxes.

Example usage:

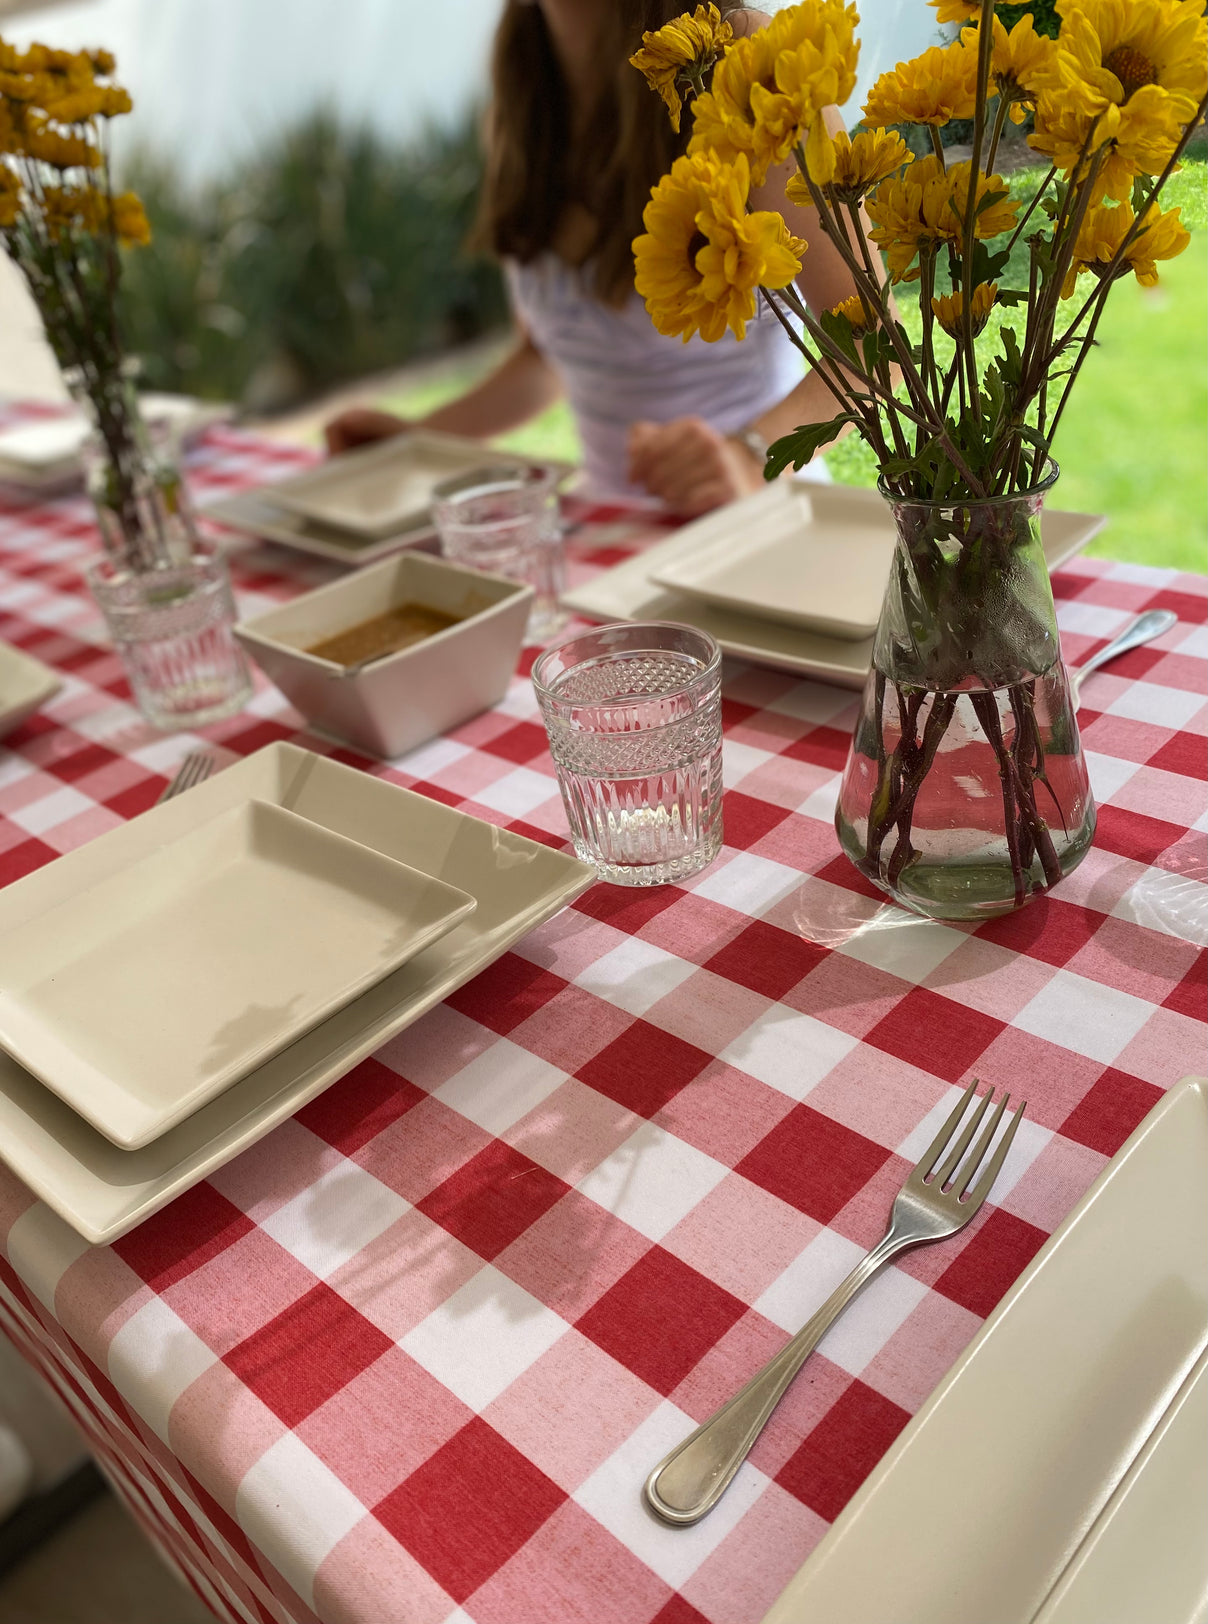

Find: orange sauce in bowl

[306,603,460,667]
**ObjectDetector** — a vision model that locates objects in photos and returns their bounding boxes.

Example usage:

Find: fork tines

[921,1077,1026,1206]
[157,750,216,805]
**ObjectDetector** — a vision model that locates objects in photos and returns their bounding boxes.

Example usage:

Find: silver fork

[644,1077,1026,1526]
[156,750,216,804]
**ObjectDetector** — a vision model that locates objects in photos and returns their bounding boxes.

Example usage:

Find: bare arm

[421,330,563,437]
[325,329,563,454]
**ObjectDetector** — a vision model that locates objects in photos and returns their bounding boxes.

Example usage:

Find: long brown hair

[475,0,745,305]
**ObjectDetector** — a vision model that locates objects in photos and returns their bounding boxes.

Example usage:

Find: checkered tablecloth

[1,416,1205,1624]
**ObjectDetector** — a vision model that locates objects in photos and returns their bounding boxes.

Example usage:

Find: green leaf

[996,288,1029,306]
[764,416,856,478]
[969,242,1012,284]
[999,325,1024,385]
[819,308,859,364]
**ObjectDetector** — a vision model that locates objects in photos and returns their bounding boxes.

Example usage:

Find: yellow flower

[689,0,858,186]
[961,13,1061,123]
[110,189,150,246]
[769,0,860,183]
[829,293,878,333]
[634,149,804,342]
[40,83,132,122]
[19,113,101,169]
[786,126,912,206]
[1056,0,1205,117]
[689,28,788,185]
[931,0,981,20]
[866,156,1017,281]
[931,281,999,335]
[1061,198,1190,295]
[630,4,734,133]
[0,161,20,228]
[1030,0,1206,200]
[862,40,978,127]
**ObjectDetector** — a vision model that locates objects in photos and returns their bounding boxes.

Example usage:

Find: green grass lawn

[383,162,1206,573]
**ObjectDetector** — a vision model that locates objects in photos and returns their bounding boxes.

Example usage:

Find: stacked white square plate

[0,744,594,1242]
[0,396,231,495]
[202,429,575,565]
[0,641,62,740]
[564,482,1107,688]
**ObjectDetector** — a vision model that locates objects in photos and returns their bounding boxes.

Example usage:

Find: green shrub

[118,111,507,408]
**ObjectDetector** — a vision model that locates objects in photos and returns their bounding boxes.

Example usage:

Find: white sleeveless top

[506,256,806,499]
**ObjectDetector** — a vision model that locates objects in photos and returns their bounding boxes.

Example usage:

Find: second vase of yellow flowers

[2,39,252,729]
[630,0,1203,917]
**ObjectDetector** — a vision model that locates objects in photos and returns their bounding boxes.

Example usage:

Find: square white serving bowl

[234,550,534,759]
[0,798,475,1150]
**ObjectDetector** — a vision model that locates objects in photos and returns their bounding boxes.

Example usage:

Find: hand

[323,407,410,457]
[627,416,765,517]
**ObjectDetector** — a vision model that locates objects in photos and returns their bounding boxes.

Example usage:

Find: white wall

[3,0,502,188]
[4,0,941,189]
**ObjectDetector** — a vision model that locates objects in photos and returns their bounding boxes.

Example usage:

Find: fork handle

[644,1228,909,1526]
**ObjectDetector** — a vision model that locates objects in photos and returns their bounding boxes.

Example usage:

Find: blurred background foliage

[117,110,507,412]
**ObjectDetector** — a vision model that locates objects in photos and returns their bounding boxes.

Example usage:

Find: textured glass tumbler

[87,552,252,731]
[533,622,723,886]
[431,463,566,643]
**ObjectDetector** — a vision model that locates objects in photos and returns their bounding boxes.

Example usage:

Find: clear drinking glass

[533,621,724,886]
[87,552,252,731]
[431,463,566,642]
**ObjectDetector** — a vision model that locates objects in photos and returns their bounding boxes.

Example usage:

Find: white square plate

[565,483,1106,688]
[0,744,594,1242]
[763,1075,1208,1624]
[0,800,476,1149]
[249,430,574,541]
[649,485,897,639]
[0,640,62,740]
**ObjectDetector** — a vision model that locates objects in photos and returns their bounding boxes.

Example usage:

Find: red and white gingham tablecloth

[1,412,1205,1624]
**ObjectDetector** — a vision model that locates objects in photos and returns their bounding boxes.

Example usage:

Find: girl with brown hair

[326,0,867,516]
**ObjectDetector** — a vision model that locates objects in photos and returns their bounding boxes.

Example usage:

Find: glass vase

[65,364,197,573]
[835,465,1095,920]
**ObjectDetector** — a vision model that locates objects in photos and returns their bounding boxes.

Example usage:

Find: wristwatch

[733,425,769,465]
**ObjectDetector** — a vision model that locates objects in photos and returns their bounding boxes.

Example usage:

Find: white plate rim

[202,431,577,561]
[0,640,63,738]
[0,798,477,1149]
[564,483,1106,688]
[0,744,595,1242]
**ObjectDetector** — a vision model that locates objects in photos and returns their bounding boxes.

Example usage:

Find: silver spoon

[1070,608,1177,708]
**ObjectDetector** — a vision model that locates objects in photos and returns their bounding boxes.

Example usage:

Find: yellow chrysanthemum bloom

[961,14,1060,124]
[110,190,150,246]
[634,149,804,342]
[931,0,981,21]
[1060,199,1190,295]
[630,4,734,133]
[931,281,998,336]
[786,126,913,206]
[829,293,878,333]
[1030,0,1206,200]
[866,156,1018,281]
[20,114,101,169]
[769,0,860,183]
[863,40,978,127]
[689,28,788,185]
[39,83,132,122]
[689,0,857,185]
[0,162,20,228]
